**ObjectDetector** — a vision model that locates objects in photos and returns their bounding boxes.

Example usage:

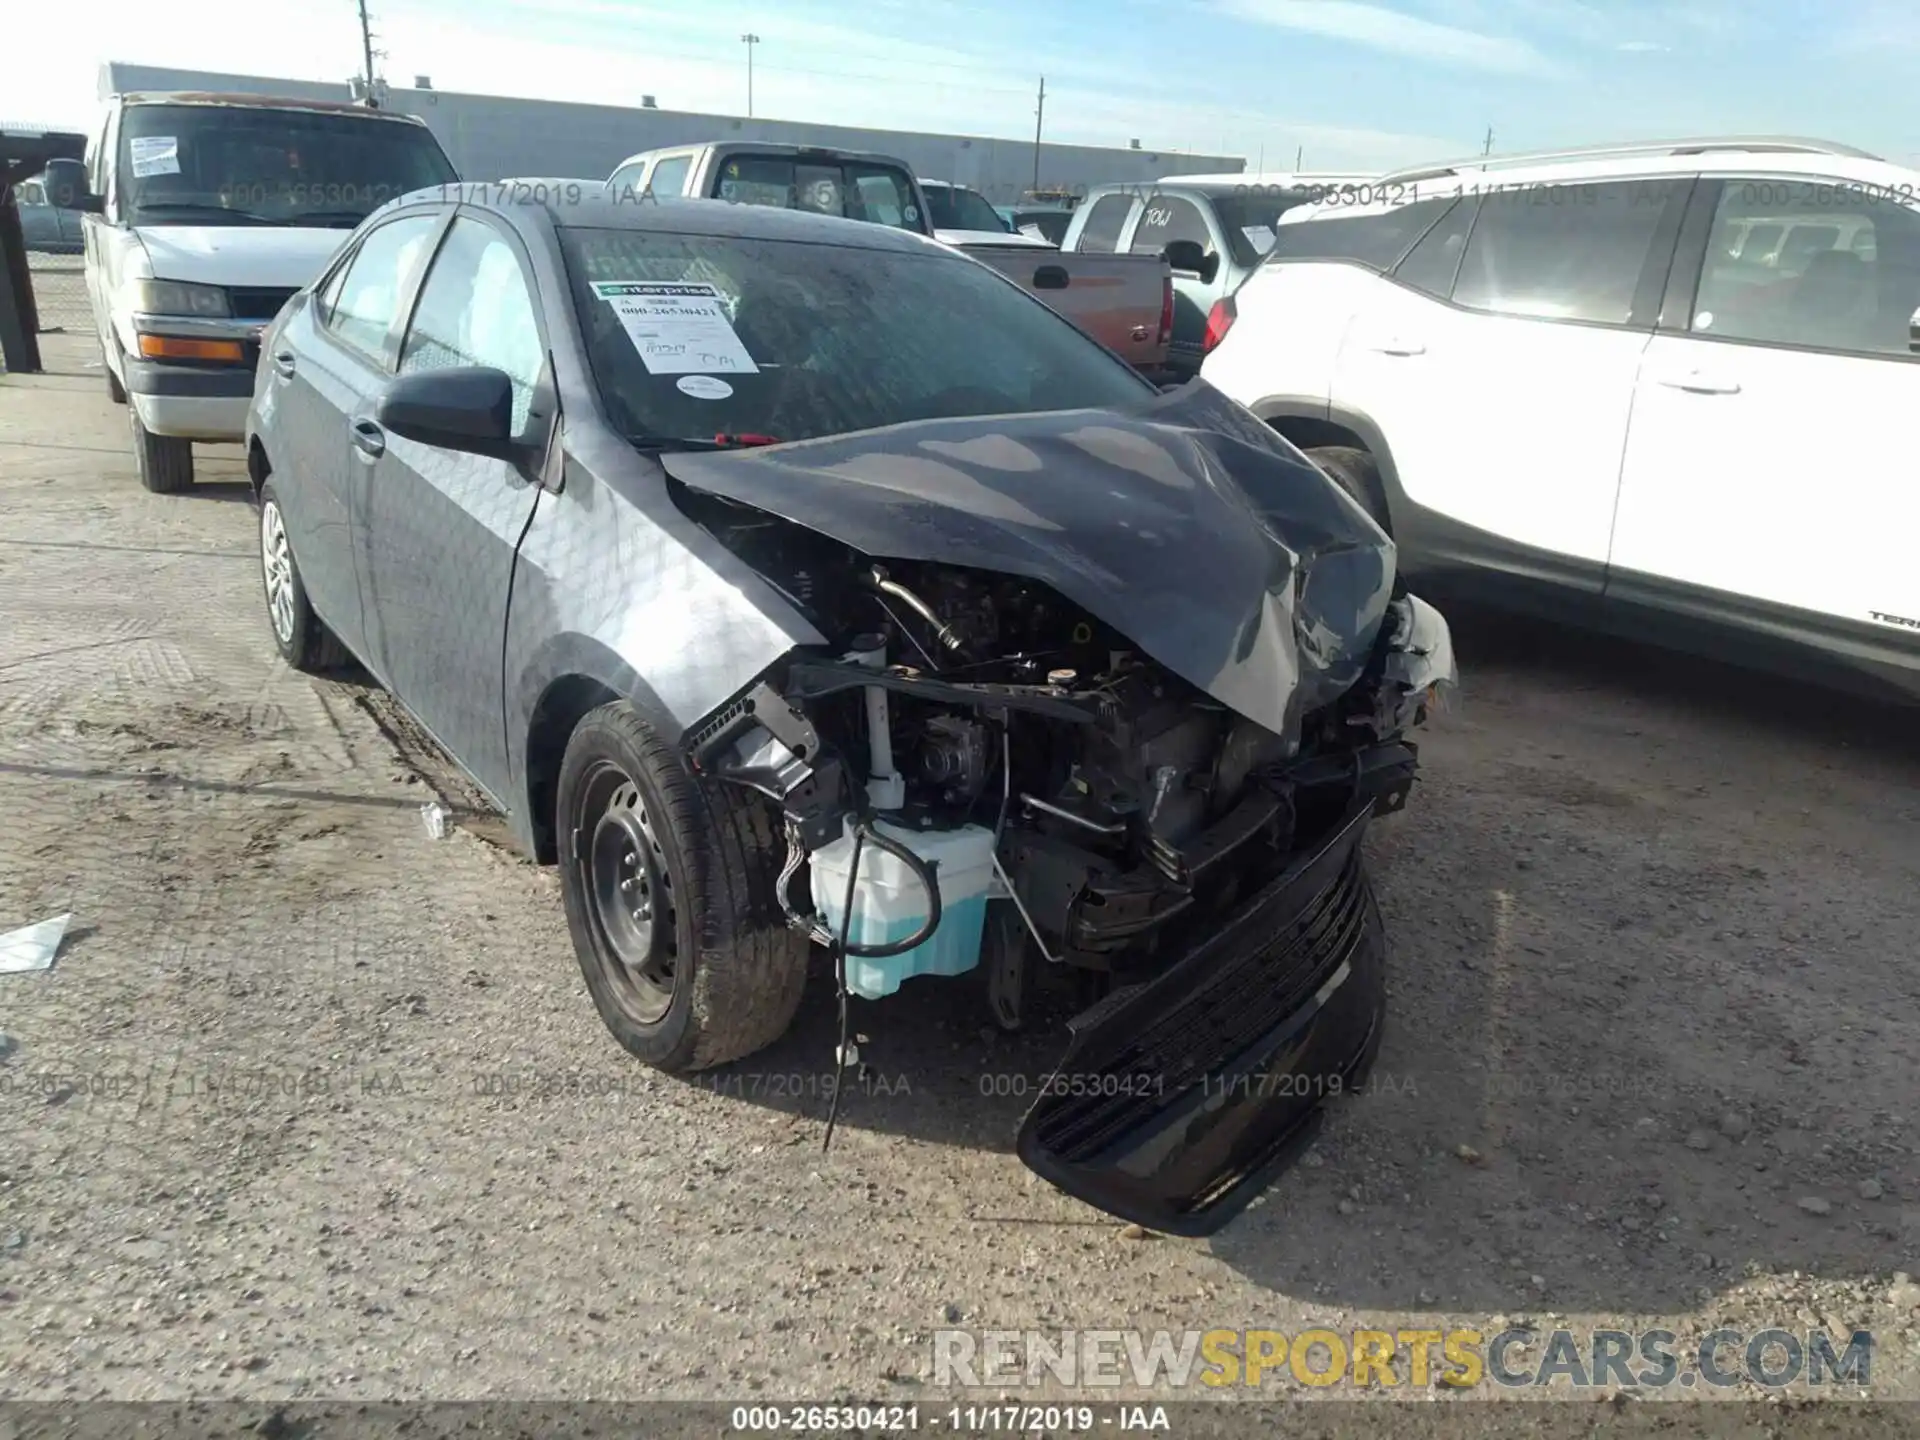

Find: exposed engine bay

[676,485,1454,1026]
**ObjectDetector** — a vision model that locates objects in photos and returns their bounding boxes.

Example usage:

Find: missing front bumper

[1016,800,1385,1236]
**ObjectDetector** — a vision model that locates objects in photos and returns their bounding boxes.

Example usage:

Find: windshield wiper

[131,202,282,225]
[628,433,783,452]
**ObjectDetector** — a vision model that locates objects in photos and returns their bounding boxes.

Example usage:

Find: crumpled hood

[658,381,1398,742]
[137,225,350,288]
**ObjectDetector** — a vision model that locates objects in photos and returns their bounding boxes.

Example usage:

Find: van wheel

[556,700,810,1073]
[130,410,194,493]
[1305,445,1389,533]
[105,352,127,405]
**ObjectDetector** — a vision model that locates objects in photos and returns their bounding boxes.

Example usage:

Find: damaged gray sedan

[244,184,1456,1235]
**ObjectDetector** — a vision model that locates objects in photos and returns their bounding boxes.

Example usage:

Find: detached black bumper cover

[1017,800,1384,1236]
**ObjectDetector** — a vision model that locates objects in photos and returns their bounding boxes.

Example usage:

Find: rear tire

[105,351,127,405]
[129,409,193,493]
[1305,444,1389,533]
[557,700,810,1073]
[258,481,348,672]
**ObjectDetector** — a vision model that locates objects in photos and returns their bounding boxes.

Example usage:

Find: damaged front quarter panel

[623,391,1459,1236]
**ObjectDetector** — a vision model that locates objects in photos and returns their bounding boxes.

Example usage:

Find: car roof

[1374,137,1908,190]
[116,91,430,124]
[1275,139,1920,231]
[378,182,949,254]
[610,140,918,171]
[1160,170,1369,186]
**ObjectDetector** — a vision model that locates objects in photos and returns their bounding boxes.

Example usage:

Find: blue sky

[15,0,1920,170]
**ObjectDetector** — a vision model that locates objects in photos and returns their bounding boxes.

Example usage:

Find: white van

[46,92,458,491]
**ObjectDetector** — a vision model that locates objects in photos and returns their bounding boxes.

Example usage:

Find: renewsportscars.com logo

[932,1326,1874,1392]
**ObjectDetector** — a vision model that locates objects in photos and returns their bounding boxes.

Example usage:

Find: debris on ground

[0,913,70,974]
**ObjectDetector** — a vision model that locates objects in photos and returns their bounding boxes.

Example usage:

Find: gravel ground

[2,338,1917,1417]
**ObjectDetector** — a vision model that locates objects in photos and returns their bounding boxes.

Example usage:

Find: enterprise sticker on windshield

[129,136,181,178]
[676,375,734,400]
[591,281,759,376]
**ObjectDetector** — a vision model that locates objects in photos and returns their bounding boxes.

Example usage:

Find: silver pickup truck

[606,143,1174,377]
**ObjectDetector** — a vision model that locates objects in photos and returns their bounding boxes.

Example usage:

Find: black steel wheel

[580,763,679,1025]
[556,700,811,1072]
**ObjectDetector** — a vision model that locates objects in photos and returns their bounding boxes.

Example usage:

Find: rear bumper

[1017,799,1384,1236]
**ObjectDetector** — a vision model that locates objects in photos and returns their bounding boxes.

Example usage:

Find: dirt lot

[2,337,1917,1413]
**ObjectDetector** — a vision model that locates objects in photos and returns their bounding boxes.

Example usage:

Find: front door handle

[1364,337,1426,356]
[1655,370,1741,395]
[351,418,386,459]
[271,350,296,379]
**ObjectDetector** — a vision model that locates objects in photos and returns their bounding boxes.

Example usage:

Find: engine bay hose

[870,566,969,656]
[839,817,944,959]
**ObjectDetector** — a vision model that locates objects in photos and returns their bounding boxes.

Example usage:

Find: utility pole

[1294,144,1303,168]
[356,0,378,107]
[1483,125,1494,156]
[1031,76,1045,192]
[741,33,760,118]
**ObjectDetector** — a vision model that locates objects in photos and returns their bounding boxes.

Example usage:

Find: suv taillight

[1157,276,1174,345]
[1203,295,1237,354]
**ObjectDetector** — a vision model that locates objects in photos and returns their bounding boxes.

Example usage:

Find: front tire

[129,408,193,492]
[258,481,348,672]
[1305,444,1389,533]
[557,700,810,1073]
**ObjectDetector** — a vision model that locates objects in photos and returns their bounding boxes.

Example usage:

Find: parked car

[1060,173,1368,377]
[49,90,457,493]
[245,183,1455,1235]
[919,179,1051,248]
[1200,136,1920,702]
[15,175,84,253]
[608,144,1176,376]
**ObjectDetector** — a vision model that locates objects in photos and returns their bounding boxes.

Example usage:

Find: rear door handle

[351,418,385,459]
[1655,370,1741,395]
[271,350,296,379]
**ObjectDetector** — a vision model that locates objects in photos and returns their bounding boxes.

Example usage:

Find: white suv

[1200,137,1920,701]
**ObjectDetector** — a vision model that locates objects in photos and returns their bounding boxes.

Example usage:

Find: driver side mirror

[376,366,518,459]
[41,158,103,214]
[1163,239,1218,283]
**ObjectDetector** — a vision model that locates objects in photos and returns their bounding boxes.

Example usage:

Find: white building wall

[99,63,1243,202]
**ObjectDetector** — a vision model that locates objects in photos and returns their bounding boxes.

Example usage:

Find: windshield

[116,103,458,227]
[559,226,1152,445]
[707,154,927,235]
[1214,190,1319,266]
[926,185,1010,233]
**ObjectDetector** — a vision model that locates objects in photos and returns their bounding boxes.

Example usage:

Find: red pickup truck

[960,240,1174,380]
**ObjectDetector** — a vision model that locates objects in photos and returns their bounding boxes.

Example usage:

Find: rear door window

[1390,198,1475,298]
[1452,179,1686,325]
[1074,193,1135,254]
[1267,196,1456,270]
[647,155,692,197]
[1128,194,1213,255]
